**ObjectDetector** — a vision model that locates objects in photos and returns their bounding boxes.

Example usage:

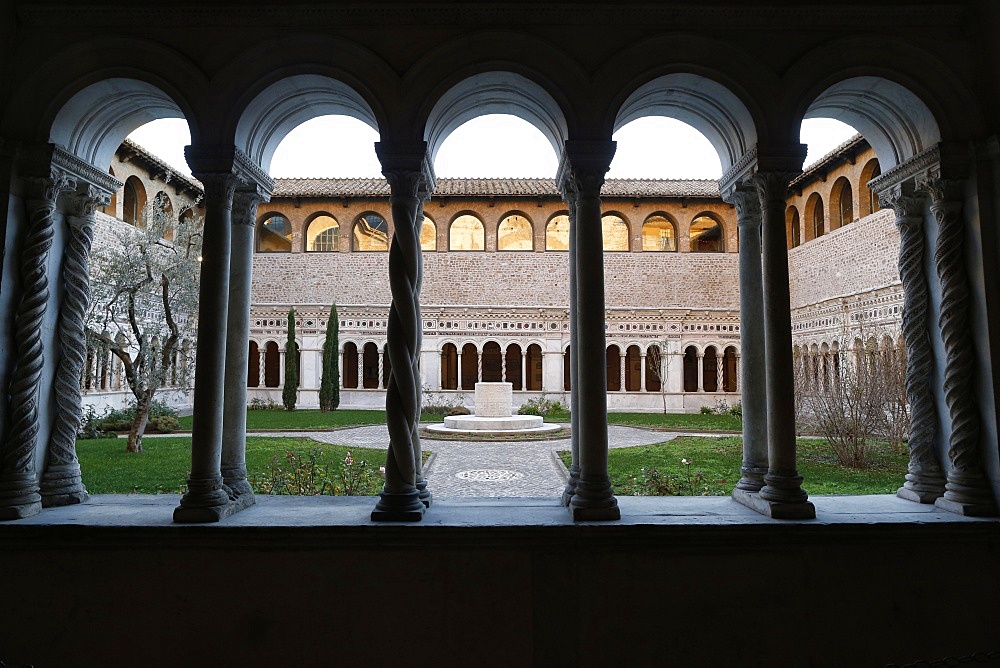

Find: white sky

[126,115,858,181]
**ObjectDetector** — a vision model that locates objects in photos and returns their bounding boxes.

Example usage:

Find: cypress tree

[282,308,299,410]
[319,304,340,412]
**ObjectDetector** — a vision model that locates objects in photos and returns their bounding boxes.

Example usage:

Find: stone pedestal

[474,382,513,416]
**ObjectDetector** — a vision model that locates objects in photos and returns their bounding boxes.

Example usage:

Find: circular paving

[455,469,525,482]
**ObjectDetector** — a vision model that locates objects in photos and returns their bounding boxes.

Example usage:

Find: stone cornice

[16,4,967,30]
[51,145,123,196]
[185,145,274,198]
[869,144,941,198]
[718,145,757,199]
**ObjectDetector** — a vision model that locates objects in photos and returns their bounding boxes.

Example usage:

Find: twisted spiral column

[0,175,73,520]
[924,180,997,514]
[372,144,432,521]
[42,187,108,507]
[880,188,945,503]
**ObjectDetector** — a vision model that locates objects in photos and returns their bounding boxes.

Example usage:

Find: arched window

[860,158,882,217]
[461,343,478,389]
[264,341,280,387]
[482,341,502,382]
[832,177,854,228]
[683,346,698,392]
[606,345,622,391]
[257,214,292,252]
[152,191,174,240]
[450,214,485,251]
[546,214,570,251]
[641,215,677,251]
[526,344,543,391]
[723,346,738,392]
[342,342,359,389]
[563,345,572,391]
[703,346,719,392]
[806,193,825,238]
[690,215,724,252]
[602,214,629,251]
[497,214,533,251]
[787,206,801,248]
[382,344,392,388]
[123,176,146,226]
[306,214,340,252]
[625,345,641,391]
[248,342,260,388]
[645,344,662,393]
[505,344,523,389]
[362,342,380,389]
[441,343,458,390]
[421,216,437,251]
[353,213,389,251]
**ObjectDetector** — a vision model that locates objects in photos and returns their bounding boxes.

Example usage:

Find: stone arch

[449,213,485,251]
[641,213,678,252]
[802,75,942,171]
[703,345,719,392]
[545,212,570,251]
[830,176,854,229]
[525,344,543,392]
[234,74,380,174]
[689,213,725,252]
[353,212,390,251]
[723,346,738,392]
[48,77,194,172]
[859,157,882,217]
[305,212,340,252]
[461,342,478,390]
[497,212,534,251]
[152,191,174,240]
[263,340,281,388]
[420,216,437,251]
[123,176,146,226]
[257,211,293,252]
[422,70,569,165]
[441,342,458,390]
[362,342,380,389]
[606,344,622,392]
[248,341,260,388]
[805,192,824,240]
[342,341,359,389]
[787,205,801,248]
[683,345,699,393]
[601,212,630,251]
[624,345,642,392]
[505,343,523,388]
[481,341,503,382]
[611,72,759,174]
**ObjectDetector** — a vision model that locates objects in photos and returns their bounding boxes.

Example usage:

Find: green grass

[605,412,742,431]
[77,436,392,494]
[560,436,909,496]
[176,409,388,431]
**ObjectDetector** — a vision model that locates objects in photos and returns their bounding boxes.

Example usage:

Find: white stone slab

[474,382,512,417]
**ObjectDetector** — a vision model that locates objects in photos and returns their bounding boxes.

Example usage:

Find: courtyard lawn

[175,409,388,431]
[77,436,391,494]
[560,436,909,496]
[605,412,742,432]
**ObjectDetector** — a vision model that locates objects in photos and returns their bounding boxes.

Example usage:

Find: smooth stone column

[697,353,704,391]
[727,184,769,499]
[561,196,581,506]
[923,178,998,516]
[752,171,814,519]
[878,184,945,503]
[559,140,620,521]
[221,187,268,510]
[42,186,111,507]
[0,174,74,520]
[174,149,240,523]
[372,141,433,521]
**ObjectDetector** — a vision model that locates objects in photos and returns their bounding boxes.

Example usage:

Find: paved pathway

[261,424,697,498]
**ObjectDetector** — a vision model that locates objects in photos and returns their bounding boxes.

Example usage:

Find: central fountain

[425,382,562,436]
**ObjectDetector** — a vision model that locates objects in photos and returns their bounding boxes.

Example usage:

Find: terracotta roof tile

[271,177,721,199]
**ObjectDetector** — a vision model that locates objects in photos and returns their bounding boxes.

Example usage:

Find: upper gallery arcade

[0,0,997,528]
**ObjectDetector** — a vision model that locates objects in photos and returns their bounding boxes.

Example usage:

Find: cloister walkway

[259,424,677,497]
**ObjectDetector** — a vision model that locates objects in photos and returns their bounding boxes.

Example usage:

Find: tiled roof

[120,139,203,193]
[271,177,722,199]
[790,134,868,188]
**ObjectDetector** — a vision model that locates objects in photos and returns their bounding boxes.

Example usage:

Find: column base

[0,473,42,520]
[416,479,432,508]
[561,466,580,507]
[371,491,425,522]
[934,477,998,517]
[735,465,766,493]
[732,488,816,519]
[568,478,620,521]
[895,471,945,504]
[40,463,89,507]
[173,476,234,524]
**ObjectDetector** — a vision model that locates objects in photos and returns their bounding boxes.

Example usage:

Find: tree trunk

[126,392,152,453]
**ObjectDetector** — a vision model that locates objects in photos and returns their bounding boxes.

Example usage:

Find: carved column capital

[232,188,267,227]
[728,182,761,228]
[557,140,616,203]
[375,141,436,201]
[750,171,796,209]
